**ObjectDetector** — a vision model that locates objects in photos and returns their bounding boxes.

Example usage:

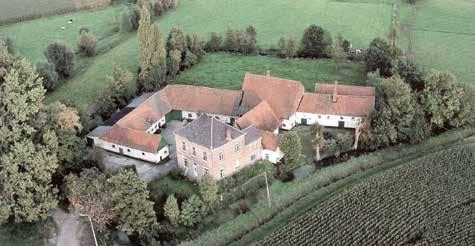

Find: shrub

[36,61,59,91]
[44,42,74,78]
[205,32,223,52]
[0,36,14,54]
[277,37,297,58]
[180,195,205,227]
[77,31,97,57]
[78,26,90,35]
[120,6,140,32]
[364,38,399,77]
[299,25,332,58]
[151,0,164,16]
[223,28,240,52]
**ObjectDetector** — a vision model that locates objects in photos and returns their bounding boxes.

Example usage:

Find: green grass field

[0,223,43,246]
[0,0,391,110]
[399,0,475,86]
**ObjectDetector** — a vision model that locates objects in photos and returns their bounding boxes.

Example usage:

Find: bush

[44,42,74,78]
[151,0,164,16]
[78,31,97,57]
[0,36,14,54]
[36,61,59,91]
[78,26,90,35]
[364,38,399,77]
[218,160,275,192]
[299,25,332,58]
[120,6,140,32]
[277,37,297,58]
[205,32,223,52]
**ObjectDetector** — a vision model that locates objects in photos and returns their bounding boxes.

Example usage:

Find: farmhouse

[88,72,374,180]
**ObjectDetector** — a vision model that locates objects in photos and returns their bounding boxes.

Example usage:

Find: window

[193,163,198,177]
[327,116,330,119]
[203,152,207,161]
[351,117,355,120]
[204,168,209,175]
[192,147,196,155]
[142,152,145,156]
[127,149,130,152]
[219,152,224,160]
[265,153,270,160]
[164,150,168,154]
[340,116,344,120]
[220,169,224,178]
[184,159,188,167]
[235,160,240,170]
[318,115,321,119]
[182,142,186,151]
[282,123,286,128]
[215,116,220,120]
[235,144,240,152]
[112,144,116,148]
[188,113,193,118]
[251,154,256,161]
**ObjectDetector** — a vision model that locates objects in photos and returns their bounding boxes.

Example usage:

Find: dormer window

[203,152,207,161]
[219,152,224,160]
[182,142,186,151]
[192,147,196,156]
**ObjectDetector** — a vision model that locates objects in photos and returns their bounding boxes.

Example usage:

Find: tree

[0,57,59,223]
[278,38,297,58]
[364,38,397,77]
[279,132,302,169]
[78,31,97,57]
[242,25,257,55]
[198,175,219,212]
[164,194,180,226]
[332,34,345,71]
[310,123,325,161]
[181,49,198,69]
[180,194,205,227]
[205,32,222,52]
[138,5,152,67]
[420,70,466,130]
[223,28,240,52]
[370,76,417,147]
[186,33,205,59]
[36,61,59,91]
[166,27,187,57]
[96,66,133,119]
[121,6,140,32]
[108,169,158,235]
[152,0,164,16]
[395,59,425,91]
[65,168,114,232]
[138,21,167,92]
[44,42,74,78]
[167,49,181,79]
[299,25,332,58]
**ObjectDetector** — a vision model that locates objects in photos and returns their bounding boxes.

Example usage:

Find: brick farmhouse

[88,72,375,180]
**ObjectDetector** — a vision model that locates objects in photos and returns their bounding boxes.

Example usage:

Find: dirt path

[53,208,82,246]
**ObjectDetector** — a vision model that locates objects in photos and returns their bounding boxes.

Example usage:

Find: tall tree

[180,194,205,227]
[0,55,59,223]
[299,25,332,58]
[420,70,466,130]
[198,175,219,212]
[332,34,345,71]
[166,27,187,57]
[44,42,74,78]
[167,49,181,79]
[279,132,302,170]
[164,194,180,226]
[364,38,399,77]
[96,66,133,119]
[138,21,167,92]
[310,123,325,161]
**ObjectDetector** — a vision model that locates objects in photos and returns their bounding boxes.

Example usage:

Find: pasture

[260,144,474,245]
[399,0,475,86]
[0,0,392,110]
[0,0,111,24]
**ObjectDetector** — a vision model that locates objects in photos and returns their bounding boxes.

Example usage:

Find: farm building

[90,72,374,179]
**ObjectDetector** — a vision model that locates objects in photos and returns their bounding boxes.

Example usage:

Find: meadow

[399,0,475,86]
[0,0,392,110]
[260,144,474,245]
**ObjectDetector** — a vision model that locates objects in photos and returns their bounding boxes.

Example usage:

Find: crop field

[259,144,475,245]
[0,0,392,110]
[0,0,111,24]
[399,0,475,86]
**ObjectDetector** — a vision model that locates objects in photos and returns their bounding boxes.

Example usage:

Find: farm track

[234,136,475,245]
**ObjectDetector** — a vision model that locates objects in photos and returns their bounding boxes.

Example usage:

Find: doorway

[338,121,345,128]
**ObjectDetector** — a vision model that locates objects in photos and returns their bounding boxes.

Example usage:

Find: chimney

[226,128,232,141]
[332,81,338,103]
[266,70,270,77]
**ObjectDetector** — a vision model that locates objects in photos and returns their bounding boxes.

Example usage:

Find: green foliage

[180,194,205,227]
[299,24,332,58]
[95,66,134,119]
[181,49,198,69]
[310,123,325,160]
[167,49,181,79]
[0,56,59,224]
[121,6,140,32]
[44,41,74,78]
[77,31,97,57]
[331,34,346,71]
[205,32,223,52]
[0,222,43,246]
[108,169,158,235]
[222,26,258,55]
[364,38,396,77]
[186,33,205,59]
[277,37,297,58]
[164,194,180,226]
[166,27,187,57]
[198,175,219,211]
[394,59,425,91]
[279,132,302,168]
[36,61,59,91]
[420,70,467,130]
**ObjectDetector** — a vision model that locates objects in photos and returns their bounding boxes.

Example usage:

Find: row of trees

[121,0,179,32]
[204,26,258,55]
[137,6,205,93]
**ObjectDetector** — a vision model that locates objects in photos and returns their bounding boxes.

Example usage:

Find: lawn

[175,53,368,91]
[398,0,475,86]
[0,0,391,110]
[0,223,43,246]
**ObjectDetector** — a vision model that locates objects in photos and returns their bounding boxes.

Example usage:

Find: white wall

[182,111,234,124]
[262,149,283,164]
[281,113,298,130]
[295,112,361,129]
[146,116,166,134]
[95,139,169,163]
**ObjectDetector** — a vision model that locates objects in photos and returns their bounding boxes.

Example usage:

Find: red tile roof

[100,125,164,153]
[159,85,241,116]
[298,92,374,117]
[236,101,281,132]
[315,83,375,97]
[242,73,305,119]
[261,130,279,151]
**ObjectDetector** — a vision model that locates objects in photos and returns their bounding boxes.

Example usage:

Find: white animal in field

[356,49,362,54]
[61,26,66,30]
